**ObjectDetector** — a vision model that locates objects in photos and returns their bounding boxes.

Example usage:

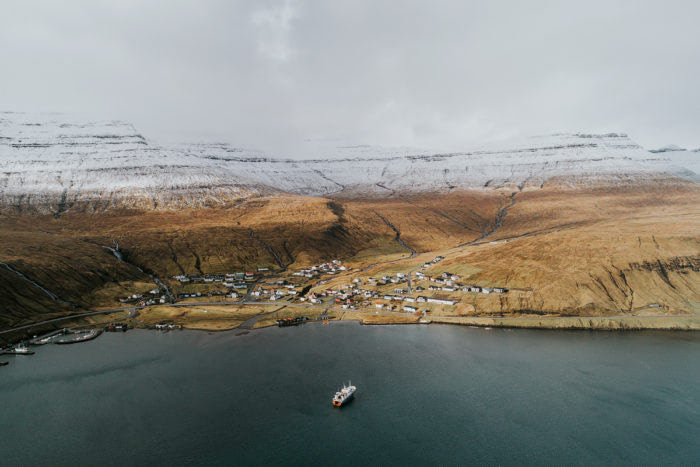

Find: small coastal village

[113,253,513,318]
[143,255,513,322]
[2,249,520,362]
[6,231,689,363]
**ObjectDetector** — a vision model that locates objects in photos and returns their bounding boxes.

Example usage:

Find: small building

[427,297,457,306]
[403,305,417,312]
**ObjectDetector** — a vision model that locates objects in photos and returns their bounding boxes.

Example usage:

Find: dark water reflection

[1,323,698,466]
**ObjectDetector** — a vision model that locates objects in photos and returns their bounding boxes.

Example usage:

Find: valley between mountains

[0,113,698,338]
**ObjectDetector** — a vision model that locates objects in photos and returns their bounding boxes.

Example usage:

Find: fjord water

[1,324,698,466]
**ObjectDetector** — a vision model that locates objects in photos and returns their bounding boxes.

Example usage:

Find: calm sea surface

[1,323,698,466]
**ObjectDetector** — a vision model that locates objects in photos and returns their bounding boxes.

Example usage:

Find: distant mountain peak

[650,144,687,153]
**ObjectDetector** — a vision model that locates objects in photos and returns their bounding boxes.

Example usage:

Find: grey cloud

[1,0,698,154]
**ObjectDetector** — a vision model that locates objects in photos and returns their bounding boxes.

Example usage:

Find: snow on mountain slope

[647,145,699,181]
[182,132,682,196]
[0,112,692,211]
[0,112,273,211]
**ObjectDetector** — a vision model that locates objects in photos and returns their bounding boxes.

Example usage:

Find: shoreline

[426,314,700,331]
[2,308,698,346]
[2,316,699,350]
[0,313,700,343]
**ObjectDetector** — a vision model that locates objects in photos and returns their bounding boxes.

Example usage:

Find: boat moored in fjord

[332,382,356,407]
[2,344,35,355]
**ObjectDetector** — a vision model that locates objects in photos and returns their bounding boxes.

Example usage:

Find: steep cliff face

[1,112,692,213]
[430,185,700,318]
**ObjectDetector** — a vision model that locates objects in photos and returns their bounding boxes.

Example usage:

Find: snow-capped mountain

[648,144,699,181]
[0,112,274,211]
[0,112,693,211]
[650,144,686,153]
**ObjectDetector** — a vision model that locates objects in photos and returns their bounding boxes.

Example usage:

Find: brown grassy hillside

[0,183,698,330]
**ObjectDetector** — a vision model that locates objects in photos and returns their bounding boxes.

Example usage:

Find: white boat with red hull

[332,382,356,407]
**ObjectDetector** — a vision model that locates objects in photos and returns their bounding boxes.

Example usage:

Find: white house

[427,297,457,306]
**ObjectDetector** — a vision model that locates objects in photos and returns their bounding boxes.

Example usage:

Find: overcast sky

[1,0,699,154]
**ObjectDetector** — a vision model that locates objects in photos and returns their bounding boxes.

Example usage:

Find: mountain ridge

[1,112,696,213]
